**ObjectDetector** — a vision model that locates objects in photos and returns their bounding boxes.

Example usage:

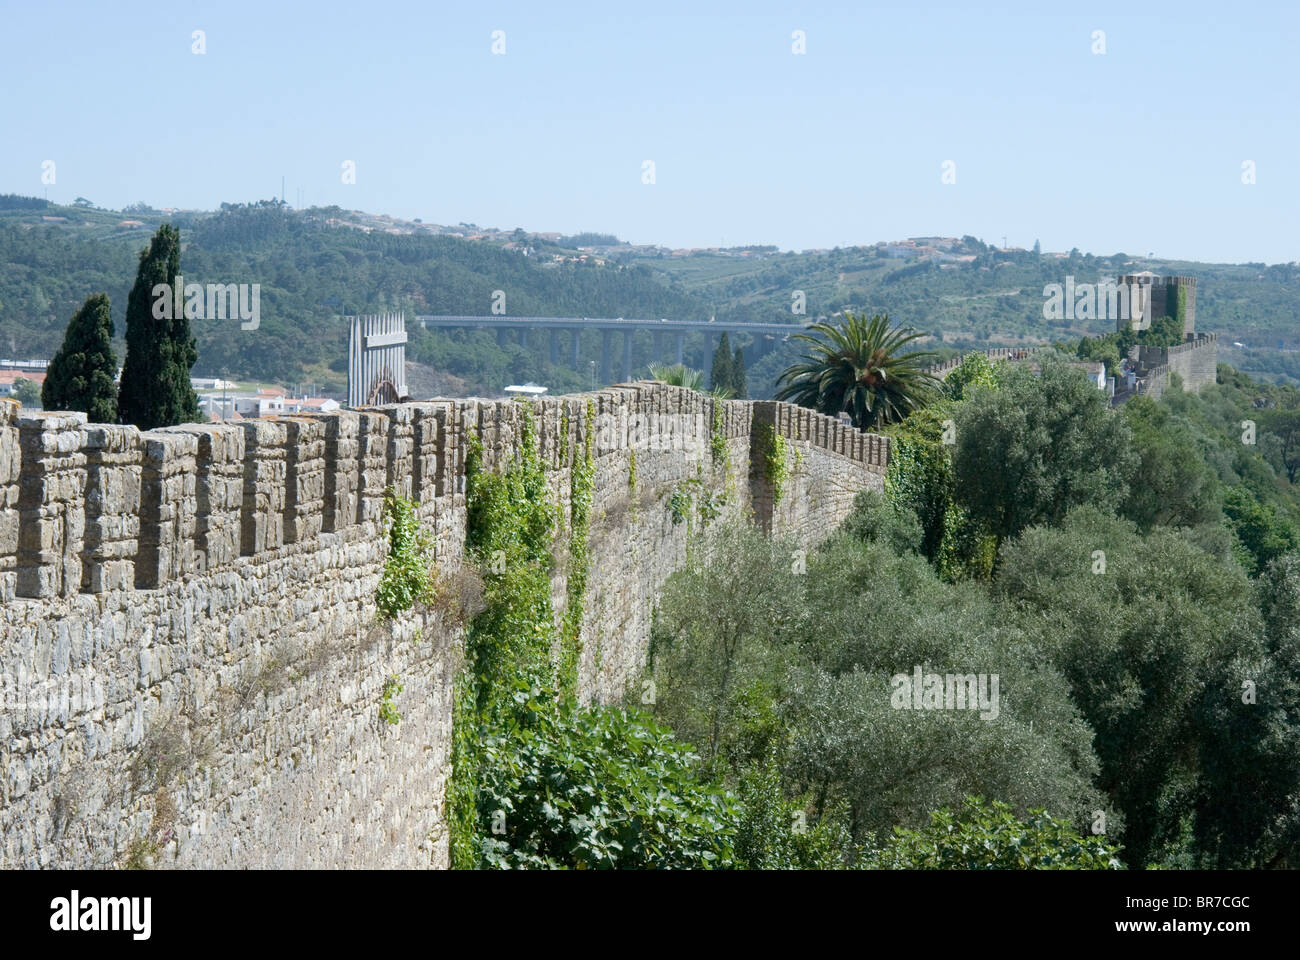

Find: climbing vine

[667,474,726,529]
[559,399,595,692]
[376,490,435,620]
[710,402,727,467]
[760,425,790,506]
[668,485,693,525]
[379,675,403,725]
[448,400,597,868]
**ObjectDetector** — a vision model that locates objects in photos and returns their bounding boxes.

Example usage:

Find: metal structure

[348,313,408,408]
[416,314,810,384]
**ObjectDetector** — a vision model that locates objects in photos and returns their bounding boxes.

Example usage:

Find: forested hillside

[642,242,1300,387]
[4,195,1299,396]
[0,199,710,394]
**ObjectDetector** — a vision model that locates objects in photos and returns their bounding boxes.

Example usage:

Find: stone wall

[925,347,1040,381]
[1134,333,1218,398]
[0,383,886,869]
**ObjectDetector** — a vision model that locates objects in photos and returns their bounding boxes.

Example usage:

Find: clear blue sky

[3,0,1295,263]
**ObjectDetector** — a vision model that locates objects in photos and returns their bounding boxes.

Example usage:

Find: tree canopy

[117,225,200,429]
[775,312,941,430]
[41,292,118,421]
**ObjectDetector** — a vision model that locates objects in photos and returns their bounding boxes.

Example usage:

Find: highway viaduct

[414,315,811,384]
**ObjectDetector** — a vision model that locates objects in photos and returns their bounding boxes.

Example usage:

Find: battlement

[1167,331,1217,353]
[925,347,1040,381]
[0,383,888,869]
[0,383,887,601]
[1118,274,1197,286]
[1131,332,1218,398]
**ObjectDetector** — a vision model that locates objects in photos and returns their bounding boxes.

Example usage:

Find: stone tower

[1116,274,1196,337]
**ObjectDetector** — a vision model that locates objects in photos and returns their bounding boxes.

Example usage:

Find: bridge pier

[623,331,634,381]
[417,317,796,379]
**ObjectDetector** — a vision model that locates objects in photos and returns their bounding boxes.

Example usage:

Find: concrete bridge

[415,315,809,383]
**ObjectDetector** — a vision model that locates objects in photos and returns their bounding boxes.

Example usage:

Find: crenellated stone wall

[1132,333,1218,398]
[0,383,886,869]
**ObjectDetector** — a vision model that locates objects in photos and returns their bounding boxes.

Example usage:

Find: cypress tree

[118,225,200,429]
[731,342,747,399]
[710,332,733,393]
[42,293,118,421]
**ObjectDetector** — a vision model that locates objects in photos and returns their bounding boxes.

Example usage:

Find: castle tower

[1116,274,1196,338]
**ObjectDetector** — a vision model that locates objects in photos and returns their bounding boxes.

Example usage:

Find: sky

[2,0,1296,263]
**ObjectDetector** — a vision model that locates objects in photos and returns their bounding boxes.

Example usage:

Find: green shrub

[883,406,954,559]
[1223,485,1299,575]
[477,683,738,869]
[872,797,1124,869]
[734,749,855,869]
[995,506,1261,867]
[943,352,1000,402]
[953,360,1136,549]
[379,675,403,725]
[842,489,923,555]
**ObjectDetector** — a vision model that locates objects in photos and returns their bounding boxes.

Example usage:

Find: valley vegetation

[405,317,1300,868]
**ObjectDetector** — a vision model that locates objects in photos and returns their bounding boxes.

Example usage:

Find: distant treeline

[5,199,1300,393]
[559,232,622,247]
[0,202,714,393]
[0,194,50,211]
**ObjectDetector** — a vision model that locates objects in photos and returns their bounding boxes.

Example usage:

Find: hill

[4,195,1300,396]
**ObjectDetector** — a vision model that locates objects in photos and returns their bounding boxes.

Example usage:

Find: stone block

[136,429,198,589]
[14,412,86,598]
[301,411,360,532]
[355,411,390,524]
[283,417,326,544]
[162,423,244,571]
[239,419,288,555]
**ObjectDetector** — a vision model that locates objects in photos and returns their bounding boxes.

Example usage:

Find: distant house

[190,377,238,392]
[235,392,284,417]
[282,396,340,414]
[1066,361,1107,392]
[0,370,45,399]
[199,391,340,420]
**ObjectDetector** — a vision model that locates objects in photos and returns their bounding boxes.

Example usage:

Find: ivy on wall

[376,492,435,620]
[559,399,596,691]
[448,400,597,868]
[759,424,790,506]
[883,405,996,582]
[710,402,727,467]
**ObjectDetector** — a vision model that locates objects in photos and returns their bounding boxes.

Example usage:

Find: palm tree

[775,312,940,429]
[648,362,733,399]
